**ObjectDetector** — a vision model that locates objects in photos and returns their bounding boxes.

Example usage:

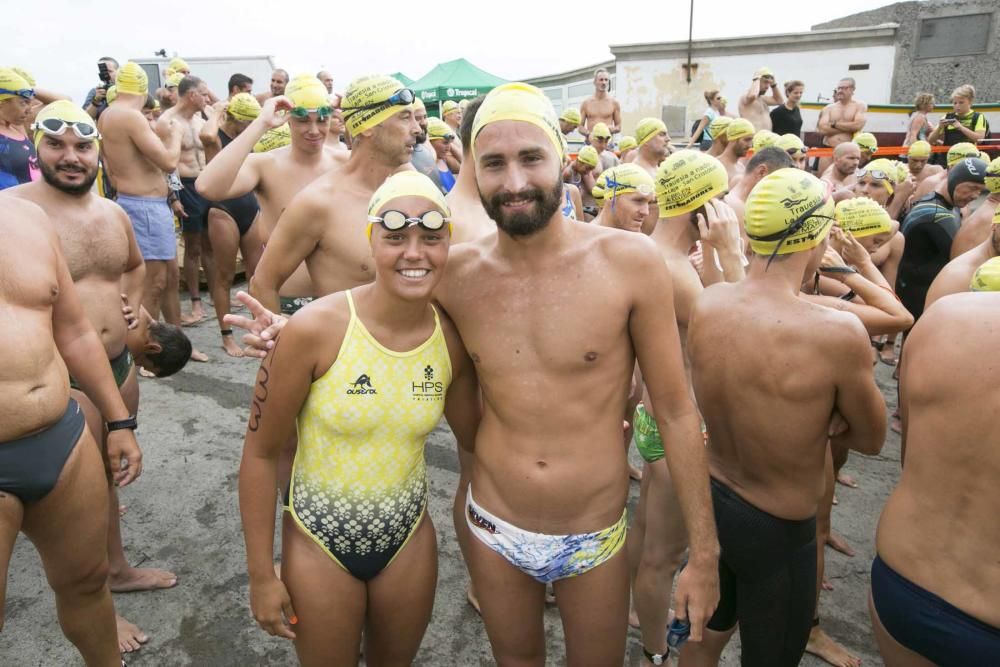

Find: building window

[568,81,592,97]
[916,14,992,59]
[847,64,870,71]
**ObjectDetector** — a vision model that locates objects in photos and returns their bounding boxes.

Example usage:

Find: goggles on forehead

[367,209,448,232]
[342,88,415,118]
[786,148,806,158]
[32,117,100,140]
[856,168,893,181]
[290,106,333,121]
[604,177,653,209]
[0,87,34,99]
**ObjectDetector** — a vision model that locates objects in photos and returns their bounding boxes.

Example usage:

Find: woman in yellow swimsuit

[239,171,480,666]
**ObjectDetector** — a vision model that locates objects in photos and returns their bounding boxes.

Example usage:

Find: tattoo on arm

[247,334,279,432]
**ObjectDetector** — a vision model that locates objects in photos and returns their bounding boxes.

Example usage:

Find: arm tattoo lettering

[247,334,279,432]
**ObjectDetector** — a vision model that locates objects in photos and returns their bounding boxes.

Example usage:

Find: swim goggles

[342,88,415,117]
[856,168,893,181]
[0,87,34,99]
[746,197,835,266]
[31,117,100,140]
[786,148,806,158]
[367,209,448,232]
[604,176,653,209]
[289,106,333,121]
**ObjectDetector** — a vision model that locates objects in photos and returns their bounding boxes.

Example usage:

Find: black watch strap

[107,416,138,432]
[643,647,669,665]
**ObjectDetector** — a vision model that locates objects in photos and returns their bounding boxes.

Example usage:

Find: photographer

[83,56,118,120]
[928,84,988,155]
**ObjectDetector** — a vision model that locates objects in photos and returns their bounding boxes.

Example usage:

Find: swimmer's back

[689,279,866,519]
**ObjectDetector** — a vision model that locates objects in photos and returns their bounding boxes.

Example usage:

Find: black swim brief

[0,400,86,503]
[179,177,209,234]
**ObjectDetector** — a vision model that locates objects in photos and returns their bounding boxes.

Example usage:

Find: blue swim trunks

[117,193,176,261]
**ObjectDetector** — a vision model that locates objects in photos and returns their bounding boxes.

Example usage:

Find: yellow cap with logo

[970,256,1000,292]
[253,123,291,153]
[835,196,892,238]
[708,115,731,140]
[947,142,979,168]
[745,170,834,258]
[726,118,754,141]
[985,157,1000,194]
[472,82,563,161]
[858,158,900,194]
[636,118,667,146]
[654,150,728,217]
[752,130,779,152]
[227,93,261,122]
[342,74,409,137]
[592,163,655,208]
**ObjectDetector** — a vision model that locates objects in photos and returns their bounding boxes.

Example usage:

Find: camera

[98,62,113,89]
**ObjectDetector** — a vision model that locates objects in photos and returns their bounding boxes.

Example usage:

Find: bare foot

[180,311,204,327]
[545,583,556,605]
[118,504,127,517]
[108,566,178,593]
[826,531,856,557]
[628,463,643,482]
[879,345,897,366]
[222,335,245,358]
[836,472,858,488]
[807,626,862,667]
[138,367,156,378]
[117,615,149,653]
[466,584,481,615]
[274,562,281,578]
[628,607,640,629]
[890,408,902,434]
[189,347,210,363]
[823,578,834,591]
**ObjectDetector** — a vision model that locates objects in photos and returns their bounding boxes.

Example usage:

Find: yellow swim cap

[947,142,980,168]
[412,97,426,112]
[894,160,909,185]
[116,62,148,96]
[427,117,453,142]
[169,57,190,74]
[286,74,329,109]
[980,151,991,162]
[708,115,731,139]
[985,157,1000,194]
[777,133,805,155]
[166,72,184,88]
[342,74,409,137]
[907,140,931,159]
[618,136,637,153]
[745,170,834,258]
[472,82,563,161]
[105,86,117,104]
[592,163,655,208]
[459,99,470,111]
[835,197,892,238]
[726,118,754,141]
[253,123,291,153]
[858,158,899,194]
[577,145,600,168]
[442,100,460,117]
[366,171,451,239]
[32,100,99,148]
[560,108,581,125]
[591,122,612,140]
[853,132,878,152]
[635,118,667,146]
[752,130,779,152]
[0,68,32,101]
[755,67,774,79]
[654,150,728,218]
[227,93,261,122]
[970,256,1000,292]
[11,67,35,87]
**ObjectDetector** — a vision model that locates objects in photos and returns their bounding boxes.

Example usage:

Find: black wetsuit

[706,478,817,667]
[896,192,960,323]
[206,130,260,237]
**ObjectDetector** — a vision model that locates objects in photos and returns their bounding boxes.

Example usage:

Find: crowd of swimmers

[0,56,998,667]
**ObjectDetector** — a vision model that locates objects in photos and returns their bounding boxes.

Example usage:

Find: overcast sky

[4,0,897,102]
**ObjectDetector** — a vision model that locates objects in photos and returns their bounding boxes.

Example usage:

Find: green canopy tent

[409,58,507,117]
[390,72,414,86]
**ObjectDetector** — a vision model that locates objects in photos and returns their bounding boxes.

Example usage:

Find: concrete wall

[814,0,1000,103]
[612,28,897,140]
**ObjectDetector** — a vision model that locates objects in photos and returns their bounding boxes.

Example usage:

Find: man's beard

[40,160,97,195]
[480,177,564,238]
[416,128,428,144]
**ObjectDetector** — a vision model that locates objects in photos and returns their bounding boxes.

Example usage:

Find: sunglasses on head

[0,87,34,99]
[367,209,448,233]
[290,106,333,121]
[343,88,415,117]
[32,118,100,140]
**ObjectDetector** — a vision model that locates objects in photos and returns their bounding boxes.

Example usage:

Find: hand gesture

[222,291,287,358]
[835,227,872,269]
[696,200,742,257]
[107,429,142,487]
[260,96,293,129]
[249,575,297,640]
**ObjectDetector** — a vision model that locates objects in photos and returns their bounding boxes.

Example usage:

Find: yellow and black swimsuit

[288,290,452,581]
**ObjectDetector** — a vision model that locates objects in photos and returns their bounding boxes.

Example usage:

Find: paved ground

[2,292,903,666]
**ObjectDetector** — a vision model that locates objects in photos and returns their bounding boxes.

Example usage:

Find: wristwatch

[643,647,669,665]
[107,416,138,432]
